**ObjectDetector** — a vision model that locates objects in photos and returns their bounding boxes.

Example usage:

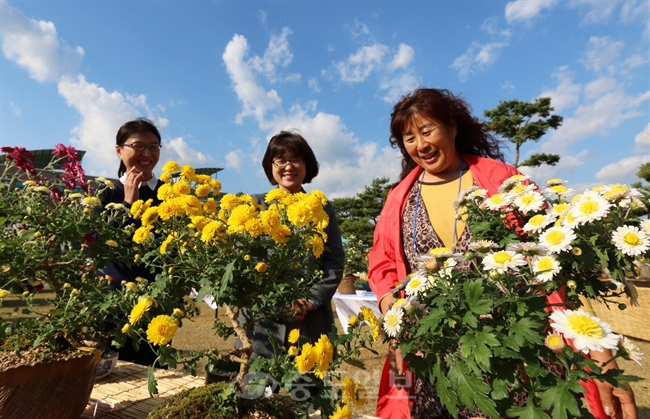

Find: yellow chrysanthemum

[173,308,185,318]
[122,323,131,333]
[140,206,159,227]
[132,226,153,244]
[201,220,225,244]
[195,184,211,197]
[157,200,177,220]
[157,183,176,201]
[106,239,118,247]
[146,314,178,345]
[287,201,313,226]
[309,234,325,258]
[0,290,10,298]
[244,218,264,238]
[312,189,328,206]
[125,282,137,291]
[359,306,377,326]
[209,179,222,195]
[162,161,181,174]
[314,334,334,372]
[220,194,241,210]
[129,296,153,325]
[341,377,357,405]
[160,234,174,254]
[195,174,211,185]
[288,328,300,344]
[227,204,258,234]
[255,262,268,273]
[265,188,288,204]
[203,198,217,215]
[181,165,196,182]
[288,346,299,357]
[295,342,316,374]
[81,196,101,207]
[173,180,191,196]
[188,215,209,233]
[183,195,203,216]
[160,171,172,183]
[329,405,352,419]
[270,224,292,244]
[348,316,358,327]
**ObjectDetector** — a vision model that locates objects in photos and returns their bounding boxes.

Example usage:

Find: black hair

[115,118,161,177]
[262,131,319,185]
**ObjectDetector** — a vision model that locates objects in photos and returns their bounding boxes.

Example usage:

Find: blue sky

[1,0,648,198]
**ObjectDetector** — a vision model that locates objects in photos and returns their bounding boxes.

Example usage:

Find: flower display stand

[81,361,379,418]
[580,281,650,342]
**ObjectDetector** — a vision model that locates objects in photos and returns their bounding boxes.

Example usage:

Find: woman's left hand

[591,349,637,418]
[292,298,314,321]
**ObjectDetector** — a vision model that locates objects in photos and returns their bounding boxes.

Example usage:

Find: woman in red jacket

[367,88,636,419]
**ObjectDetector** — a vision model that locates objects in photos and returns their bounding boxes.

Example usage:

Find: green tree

[484,97,563,168]
[331,177,391,246]
[631,162,650,216]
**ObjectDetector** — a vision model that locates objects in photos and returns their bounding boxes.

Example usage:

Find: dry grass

[173,302,650,419]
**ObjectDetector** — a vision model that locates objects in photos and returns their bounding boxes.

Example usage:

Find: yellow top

[420,170,474,248]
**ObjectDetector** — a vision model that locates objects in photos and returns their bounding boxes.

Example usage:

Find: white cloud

[568,0,617,24]
[248,27,299,83]
[543,90,650,152]
[539,67,581,112]
[9,101,20,116]
[225,150,243,170]
[584,77,620,100]
[348,19,371,39]
[57,75,212,177]
[451,16,511,81]
[223,34,282,124]
[451,41,509,81]
[223,32,401,197]
[379,73,418,104]
[308,78,321,93]
[595,155,650,183]
[505,0,558,24]
[519,150,590,185]
[332,43,389,83]
[635,123,650,153]
[0,0,84,83]
[582,36,624,74]
[388,44,414,70]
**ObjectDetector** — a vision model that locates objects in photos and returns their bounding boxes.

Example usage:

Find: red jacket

[367,154,605,419]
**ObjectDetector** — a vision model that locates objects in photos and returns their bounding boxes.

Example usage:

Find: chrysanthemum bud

[567,280,577,290]
[571,247,582,256]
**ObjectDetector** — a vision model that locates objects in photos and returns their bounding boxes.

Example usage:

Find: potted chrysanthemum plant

[0,145,151,418]
[124,161,363,414]
[381,175,646,418]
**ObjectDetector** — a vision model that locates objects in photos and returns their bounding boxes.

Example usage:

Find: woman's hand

[123,166,144,205]
[388,341,412,390]
[292,298,314,322]
[591,349,637,419]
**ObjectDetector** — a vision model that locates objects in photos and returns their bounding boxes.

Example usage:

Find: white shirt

[119,173,159,190]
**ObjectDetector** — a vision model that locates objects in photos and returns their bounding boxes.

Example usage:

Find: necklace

[412,164,465,254]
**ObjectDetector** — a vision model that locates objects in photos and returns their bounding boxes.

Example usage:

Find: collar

[119,173,159,190]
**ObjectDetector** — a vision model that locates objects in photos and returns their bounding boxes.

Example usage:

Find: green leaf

[507,400,550,419]
[431,358,459,416]
[448,363,499,418]
[508,317,542,348]
[540,378,584,419]
[147,366,159,396]
[464,279,492,314]
[343,358,365,369]
[194,285,213,303]
[219,262,235,296]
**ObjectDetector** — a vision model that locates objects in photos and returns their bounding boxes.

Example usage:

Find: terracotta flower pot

[337,274,357,294]
[0,349,101,419]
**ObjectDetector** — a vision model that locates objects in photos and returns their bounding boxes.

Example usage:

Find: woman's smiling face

[402,114,461,181]
[271,151,306,194]
[115,131,160,181]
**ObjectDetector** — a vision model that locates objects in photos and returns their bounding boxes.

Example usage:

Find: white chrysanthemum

[484,193,511,210]
[499,175,531,193]
[545,178,566,187]
[549,309,619,353]
[482,250,527,274]
[612,225,650,256]
[441,257,458,276]
[618,335,645,366]
[454,186,487,210]
[571,194,611,225]
[601,184,631,201]
[539,226,576,253]
[558,211,579,228]
[545,184,575,197]
[404,274,427,297]
[468,240,499,252]
[513,191,545,213]
[505,183,536,197]
[382,307,404,338]
[548,202,570,217]
[523,214,554,234]
[640,219,650,236]
[532,255,561,282]
[507,242,549,257]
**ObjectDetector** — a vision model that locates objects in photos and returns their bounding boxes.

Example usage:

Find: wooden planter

[0,349,101,419]
[581,280,650,341]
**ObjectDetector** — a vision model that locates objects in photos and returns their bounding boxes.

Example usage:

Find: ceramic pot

[0,349,100,419]
[337,274,357,294]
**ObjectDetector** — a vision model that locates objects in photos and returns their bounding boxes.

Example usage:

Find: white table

[332,291,382,332]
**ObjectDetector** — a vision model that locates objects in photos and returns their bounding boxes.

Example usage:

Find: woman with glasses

[101,118,164,366]
[245,131,344,360]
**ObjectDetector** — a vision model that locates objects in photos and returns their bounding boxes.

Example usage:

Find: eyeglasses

[272,159,303,168]
[121,142,162,152]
